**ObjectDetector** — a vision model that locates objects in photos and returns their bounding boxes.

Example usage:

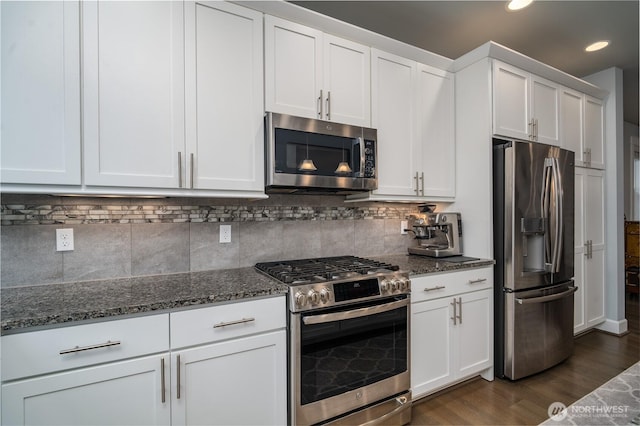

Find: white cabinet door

[371,49,417,197]
[493,61,560,145]
[493,61,529,141]
[171,330,286,426]
[264,16,370,127]
[416,64,455,198]
[560,89,604,169]
[574,167,606,333]
[584,95,605,169]
[83,1,185,188]
[264,15,323,119]
[411,297,454,397]
[560,87,584,159]
[530,76,560,145]
[323,35,371,126]
[455,289,492,378]
[185,1,263,192]
[2,354,170,426]
[585,247,606,328]
[1,1,81,185]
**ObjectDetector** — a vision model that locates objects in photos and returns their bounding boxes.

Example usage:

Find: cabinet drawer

[170,296,286,349]
[411,267,493,303]
[2,314,169,382]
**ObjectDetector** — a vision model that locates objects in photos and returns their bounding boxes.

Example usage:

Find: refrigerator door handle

[551,157,563,273]
[515,286,577,304]
[542,158,553,272]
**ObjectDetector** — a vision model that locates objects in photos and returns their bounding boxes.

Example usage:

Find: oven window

[299,303,408,405]
[274,128,360,177]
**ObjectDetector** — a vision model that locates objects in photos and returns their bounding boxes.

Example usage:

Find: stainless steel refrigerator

[493,139,576,380]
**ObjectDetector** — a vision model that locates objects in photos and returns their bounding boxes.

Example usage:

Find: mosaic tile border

[1,195,421,225]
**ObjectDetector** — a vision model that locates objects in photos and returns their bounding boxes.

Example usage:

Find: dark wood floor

[410,294,640,425]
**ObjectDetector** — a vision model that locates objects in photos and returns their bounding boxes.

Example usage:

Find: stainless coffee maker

[407,212,463,257]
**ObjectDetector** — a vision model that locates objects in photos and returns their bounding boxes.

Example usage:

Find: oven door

[291,296,410,425]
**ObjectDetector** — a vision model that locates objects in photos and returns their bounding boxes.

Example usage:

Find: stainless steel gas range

[255,256,412,426]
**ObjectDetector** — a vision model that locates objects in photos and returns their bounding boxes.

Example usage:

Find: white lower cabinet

[1,315,171,426]
[1,297,287,426]
[410,268,493,399]
[170,331,286,426]
[2,354,170,426]
[169,296,287,426]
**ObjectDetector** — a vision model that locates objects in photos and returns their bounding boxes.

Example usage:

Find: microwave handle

[356,136,365,177]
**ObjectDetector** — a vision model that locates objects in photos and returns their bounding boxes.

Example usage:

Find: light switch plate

[401,220,408,235]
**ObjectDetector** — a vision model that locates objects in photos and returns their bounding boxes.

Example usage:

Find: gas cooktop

[255,256,400,285]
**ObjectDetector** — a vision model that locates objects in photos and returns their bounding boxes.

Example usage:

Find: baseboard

[595,318,629,336]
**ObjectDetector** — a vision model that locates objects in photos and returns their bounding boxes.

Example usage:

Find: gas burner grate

[255,256,399,284]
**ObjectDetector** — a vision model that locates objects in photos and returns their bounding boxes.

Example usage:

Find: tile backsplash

[1,194,424,287]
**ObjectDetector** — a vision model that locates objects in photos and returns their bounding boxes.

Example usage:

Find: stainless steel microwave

[265,112,377,194]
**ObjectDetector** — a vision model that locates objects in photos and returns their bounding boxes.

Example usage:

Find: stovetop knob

[390,279,399,291]
[308,289,320,305]
[380,278,391,293]
[295,291,308,308]
[320,287,332,303]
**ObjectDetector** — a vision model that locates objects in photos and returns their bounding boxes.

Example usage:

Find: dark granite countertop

[371,254,495,276]
[1,255,494,334]
[1,267,288,334]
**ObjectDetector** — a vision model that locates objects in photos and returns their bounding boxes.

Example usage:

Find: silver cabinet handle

[178,152,183,188]
[468,278,487,284]
[414,172,420,196]
[534,118,539,140]
[420,172,425,196]
[161,358,166,403]
[457,297,462,324]
[528,120,534,139]
[176,354,181,399]
[59,340,121,355]
[190,153,194,189]
[423,285,445,292]
[450,298,457,325]
[317,89,323,118]
[326,91,331,120]
[213,317,255,328]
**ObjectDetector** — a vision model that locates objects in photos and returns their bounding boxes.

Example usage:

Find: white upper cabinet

[1,1,81,186]
[583,96,605,169]
[560,88,605,169]
[416,64,455,198]
[369,49,417,197]
[184,1,264,192]
[265,15,371,126]
[82,1,185,188]
[349,51,455,201]
[493,61,559,145]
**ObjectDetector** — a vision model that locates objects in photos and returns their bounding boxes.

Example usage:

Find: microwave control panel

[364,140,376,177]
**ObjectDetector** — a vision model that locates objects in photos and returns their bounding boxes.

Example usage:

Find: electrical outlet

[219,224,232,243]
[56,228,74,251]
[401,220,408,235]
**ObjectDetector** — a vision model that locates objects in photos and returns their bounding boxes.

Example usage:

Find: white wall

[583,67,627,334]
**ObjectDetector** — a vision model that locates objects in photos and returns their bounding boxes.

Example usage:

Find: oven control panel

[290,272,410,312]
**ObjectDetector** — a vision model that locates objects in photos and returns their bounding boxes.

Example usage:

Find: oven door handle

[302,298,409,325]
[360,394,411,426]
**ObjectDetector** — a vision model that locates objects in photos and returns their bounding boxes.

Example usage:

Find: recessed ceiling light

[585,41,610,52]
[506,0,533,11]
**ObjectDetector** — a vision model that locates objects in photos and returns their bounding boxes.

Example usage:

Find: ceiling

[290,0,639,125]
